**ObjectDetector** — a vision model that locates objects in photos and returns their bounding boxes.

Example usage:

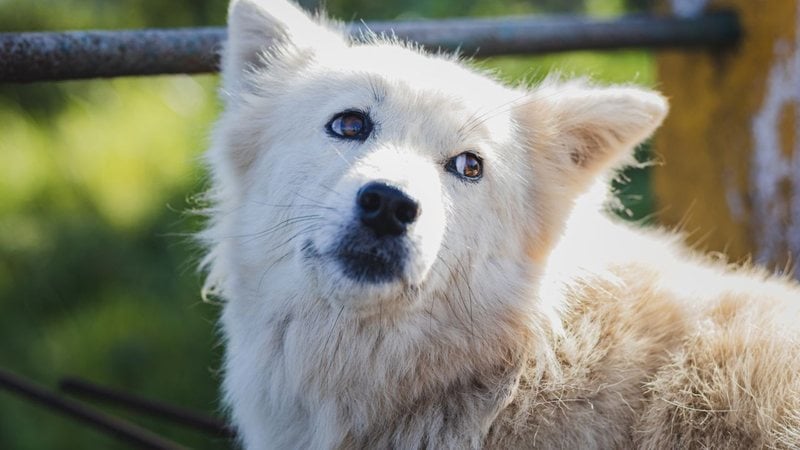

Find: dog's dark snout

[357,182,419,237]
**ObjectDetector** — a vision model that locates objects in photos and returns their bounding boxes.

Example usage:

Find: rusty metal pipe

[60,377,236,439]
[0,11,740,83]
[0,368,186,450]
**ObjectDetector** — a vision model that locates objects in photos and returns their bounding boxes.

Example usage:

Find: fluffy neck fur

[218,227,556,448]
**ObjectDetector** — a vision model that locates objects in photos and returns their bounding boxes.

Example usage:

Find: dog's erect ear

[515,81,668,191]
[222,0,345,91]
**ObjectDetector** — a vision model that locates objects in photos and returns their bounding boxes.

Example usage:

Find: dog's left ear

[222,0,346,92]
[515,82,668,192]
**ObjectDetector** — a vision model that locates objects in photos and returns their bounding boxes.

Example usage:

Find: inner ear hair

[568,126,623,169]
[547,82,668,178]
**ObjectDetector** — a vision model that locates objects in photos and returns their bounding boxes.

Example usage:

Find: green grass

[0,76,225,450]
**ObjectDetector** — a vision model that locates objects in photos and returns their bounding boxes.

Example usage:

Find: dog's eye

[326,111,372,141]
[446,152,483,181]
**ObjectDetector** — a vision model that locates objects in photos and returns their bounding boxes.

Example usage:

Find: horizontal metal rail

[0,368,186,450]
[0,11,740,83]
[60,377,236,439]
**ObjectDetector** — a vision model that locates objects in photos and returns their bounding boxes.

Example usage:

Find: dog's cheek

[308,175,363,255]
[226,129,267,176]
[217,105,279,180]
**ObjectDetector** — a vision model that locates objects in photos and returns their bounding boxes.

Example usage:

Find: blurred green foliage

[0,0,654,448]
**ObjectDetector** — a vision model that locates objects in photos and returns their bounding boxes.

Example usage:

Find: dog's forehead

[319,42,518,111]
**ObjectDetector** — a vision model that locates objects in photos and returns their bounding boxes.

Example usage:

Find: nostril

[358,190,381,213]
[394,200,419,225]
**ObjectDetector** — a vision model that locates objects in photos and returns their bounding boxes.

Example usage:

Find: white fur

[202,1,800,448]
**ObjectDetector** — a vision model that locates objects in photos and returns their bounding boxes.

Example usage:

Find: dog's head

[206,0,667,317]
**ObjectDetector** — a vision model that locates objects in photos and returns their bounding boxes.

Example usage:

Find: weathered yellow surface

[654,0,798,271]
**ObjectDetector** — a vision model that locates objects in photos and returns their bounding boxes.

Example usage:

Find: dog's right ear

[222,0,346,92]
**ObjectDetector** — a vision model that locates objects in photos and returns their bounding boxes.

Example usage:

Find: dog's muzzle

[356,182,420,236]
[335,181,420,283]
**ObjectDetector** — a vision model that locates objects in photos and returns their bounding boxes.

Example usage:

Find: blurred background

[0,0,663,448]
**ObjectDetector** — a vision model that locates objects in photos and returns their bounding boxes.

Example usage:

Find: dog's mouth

[303,226,409,284]
[335,248,405,283]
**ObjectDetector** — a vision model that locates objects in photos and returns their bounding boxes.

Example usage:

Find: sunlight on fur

[200,0,800,448]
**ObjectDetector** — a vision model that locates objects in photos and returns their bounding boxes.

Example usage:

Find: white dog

[201,0,800,448]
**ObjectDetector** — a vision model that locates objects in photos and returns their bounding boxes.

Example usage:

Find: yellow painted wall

[655,0,800,274]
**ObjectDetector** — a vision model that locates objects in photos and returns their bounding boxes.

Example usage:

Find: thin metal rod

[60,377,236,439]
[0,368,186,450]
[362,11,740,56]
[0,11,740,83]
[0,27,224,83]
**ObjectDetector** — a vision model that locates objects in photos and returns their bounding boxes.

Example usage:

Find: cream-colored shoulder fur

[488,189,800,448]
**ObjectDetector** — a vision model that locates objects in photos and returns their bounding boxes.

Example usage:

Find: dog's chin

[302,238,425,313]
[335,249,406,284]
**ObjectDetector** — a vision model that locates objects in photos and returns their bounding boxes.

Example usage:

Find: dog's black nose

[356,182,420,237]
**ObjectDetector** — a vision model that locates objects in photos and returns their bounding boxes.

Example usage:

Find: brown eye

[446,152,483,181]
[326,110,372,141]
